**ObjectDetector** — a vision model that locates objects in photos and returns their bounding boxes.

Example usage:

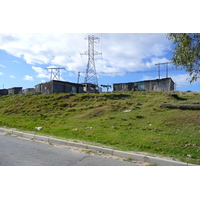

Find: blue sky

[0,33,200,92]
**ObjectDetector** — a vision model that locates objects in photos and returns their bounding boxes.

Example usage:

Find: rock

[184,142,191,147]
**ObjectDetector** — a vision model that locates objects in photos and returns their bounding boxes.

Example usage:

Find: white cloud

[145,57,170,69]
[32,66,50,79]
[10,75,16,78]
[0,33,171,76]
[142,75,157,81]
[24,75,34,81]
[171,74,191,87]
[0,64,6,68]
[0,72,3,75]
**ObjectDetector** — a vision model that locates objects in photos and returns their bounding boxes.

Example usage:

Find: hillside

[0,91,200,164]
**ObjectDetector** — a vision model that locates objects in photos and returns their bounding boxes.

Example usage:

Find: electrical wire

[69,34,86,67]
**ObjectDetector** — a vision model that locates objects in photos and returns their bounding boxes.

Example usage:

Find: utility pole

[155,62,171,79]
[81,35,102,87]
[46,67,65,81]
[77,71,80,83]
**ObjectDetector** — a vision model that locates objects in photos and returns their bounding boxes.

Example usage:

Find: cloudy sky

[0,33,199,92]
[0,1,199,92]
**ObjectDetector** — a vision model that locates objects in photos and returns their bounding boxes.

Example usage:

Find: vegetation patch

[0,91,200,164]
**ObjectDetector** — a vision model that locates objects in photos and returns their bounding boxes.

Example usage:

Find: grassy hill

[0,91,200,164]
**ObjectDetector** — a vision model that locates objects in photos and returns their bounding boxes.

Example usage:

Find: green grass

[0,91,200,164]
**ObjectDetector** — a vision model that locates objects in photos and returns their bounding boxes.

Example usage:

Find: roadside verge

[0,127,198,166]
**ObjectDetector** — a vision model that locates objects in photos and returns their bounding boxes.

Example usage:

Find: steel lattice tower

[81,35,101,86]
[46,67,65,81]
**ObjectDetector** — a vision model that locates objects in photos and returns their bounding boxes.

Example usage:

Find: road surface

[0,133,143,166]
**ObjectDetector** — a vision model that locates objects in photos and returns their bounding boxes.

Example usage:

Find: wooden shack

[8,87,23,94]
[35,80,84,95]
[113,78,175,92]
[0,89,8,95]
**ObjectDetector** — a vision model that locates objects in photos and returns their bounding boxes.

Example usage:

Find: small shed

[0,89,8,95]
[19,88,35,95]
[113,78,175,92]
[35,80,84,95]
[8,87,23,95]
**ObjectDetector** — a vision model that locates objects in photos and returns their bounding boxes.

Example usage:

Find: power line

[76,66,182,76]
[69,34,86,67]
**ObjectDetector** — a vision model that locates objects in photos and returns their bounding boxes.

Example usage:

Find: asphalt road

[0,134,141,166]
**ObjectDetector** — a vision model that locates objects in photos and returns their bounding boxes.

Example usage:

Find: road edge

[0,127,198,166]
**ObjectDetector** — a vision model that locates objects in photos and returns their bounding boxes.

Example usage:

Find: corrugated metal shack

[8,87,23,94]
[19,88,35,95]
[113,78,175,92]
[35,80,84,95]
[0,89,8,95]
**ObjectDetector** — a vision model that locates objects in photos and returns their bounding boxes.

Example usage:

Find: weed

[123,157,133,162]
[82,150,97,154]
[147,163,157,166]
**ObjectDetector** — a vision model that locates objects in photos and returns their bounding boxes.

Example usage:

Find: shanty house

[0,89,8,95]
[19,88,35,95]
[8,87,23,94]
[35,80,84,95]
[113,78,175,92]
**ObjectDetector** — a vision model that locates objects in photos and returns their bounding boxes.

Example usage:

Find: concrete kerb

[0,128,13,134]
[49,138,67,146]
[144,156,188,166]
[12,130,24,137]
[35,135,50,142]
[113,150,146,162]
[65,141,87,149]
[22,133,35,140]
[0,128,199,166]
[86,145,113,155]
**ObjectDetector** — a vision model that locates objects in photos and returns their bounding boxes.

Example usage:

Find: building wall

[0,89,8,95]
[35,81,55,94]
[8,87,23,94]
[113,78,174,92]
[144,78,174,91]
[20,88,35,95]
[35,80,84,94]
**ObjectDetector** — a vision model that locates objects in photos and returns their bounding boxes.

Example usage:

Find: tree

[166,33,200,82]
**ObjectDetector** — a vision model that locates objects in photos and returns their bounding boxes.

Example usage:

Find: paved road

[0,134,141,166]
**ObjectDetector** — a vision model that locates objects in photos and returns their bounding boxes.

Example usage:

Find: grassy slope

[0,91,200,164]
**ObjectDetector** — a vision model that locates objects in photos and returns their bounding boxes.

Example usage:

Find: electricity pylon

[81,35,102,86]
[46,67,65,81]
[155,62,171,79]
